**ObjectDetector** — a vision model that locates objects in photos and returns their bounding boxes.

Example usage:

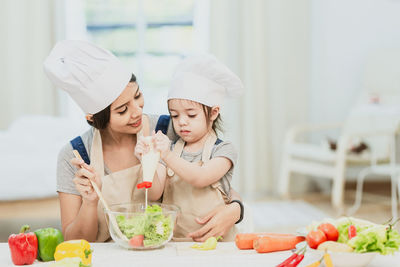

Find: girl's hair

[86,74,137,129]
[202,105,223,135]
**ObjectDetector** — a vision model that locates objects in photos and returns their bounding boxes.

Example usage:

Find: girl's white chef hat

[43,40,132,114]
[168,54,244,107]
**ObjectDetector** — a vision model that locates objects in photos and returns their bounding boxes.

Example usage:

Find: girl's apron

[162,133,237,242]
[90,118,149,242]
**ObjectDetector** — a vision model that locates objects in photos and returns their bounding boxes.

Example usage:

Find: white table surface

[1,242,400,267]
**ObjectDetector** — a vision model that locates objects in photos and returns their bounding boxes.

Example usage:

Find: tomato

[129,235,144,247]
[348,225,357,240]
[317,223,339,241]
[306,229,327,249]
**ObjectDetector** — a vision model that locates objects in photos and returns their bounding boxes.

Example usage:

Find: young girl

[135,54,244,241]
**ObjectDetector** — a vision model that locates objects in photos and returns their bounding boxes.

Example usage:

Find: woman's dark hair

[86,74,137,129]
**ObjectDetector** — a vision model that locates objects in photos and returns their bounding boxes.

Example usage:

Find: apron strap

[91,129,105,177]
[167,132,220,182]
[167,138,185,177]
[70,136,90,165]
[155,115,170,135]
[201,133,230,202]
[200,132,217,163]
[138,114,149,137]
[201,133,221,188]
[166,132,230,202]
[89,115,148,176]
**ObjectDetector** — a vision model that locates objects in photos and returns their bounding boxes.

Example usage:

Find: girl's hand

[135,131,157,160]
[188,203,240,242]
[154,130,171,159]
[70,158,102,205]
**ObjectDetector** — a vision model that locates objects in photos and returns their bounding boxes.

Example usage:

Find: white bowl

[306,246,378,267]
[105,203,179,250]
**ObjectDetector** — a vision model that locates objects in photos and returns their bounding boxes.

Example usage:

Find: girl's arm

[163,153,232,188]
[147,164,167,201]
[155,131,232,188]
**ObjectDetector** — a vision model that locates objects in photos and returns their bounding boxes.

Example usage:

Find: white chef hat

[168,54,244,107]
[43,40,132,114]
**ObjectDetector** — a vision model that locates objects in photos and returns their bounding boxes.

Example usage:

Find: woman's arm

[188,188,242,242]
[59,192,98,241]
[59,158,102,241]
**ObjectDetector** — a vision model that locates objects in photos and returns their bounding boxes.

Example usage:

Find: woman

[44,40,243,242]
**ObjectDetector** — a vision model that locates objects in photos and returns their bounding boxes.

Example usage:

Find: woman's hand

[154,130,171,159]
[70,158,102,205]
[188,203,241,242]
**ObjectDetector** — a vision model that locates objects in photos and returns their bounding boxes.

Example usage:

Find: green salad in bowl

[105,203,179,249]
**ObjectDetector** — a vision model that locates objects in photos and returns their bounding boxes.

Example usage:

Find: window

[84,0,208,114]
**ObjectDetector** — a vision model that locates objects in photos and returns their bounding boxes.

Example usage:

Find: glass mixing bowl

[105,202,179,250]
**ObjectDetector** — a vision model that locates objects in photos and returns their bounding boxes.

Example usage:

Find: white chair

[278,95,400,212]
[349,131,400,219]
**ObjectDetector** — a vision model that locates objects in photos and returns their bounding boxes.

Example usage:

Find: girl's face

[108,82,144,135]
[168,99,212,143]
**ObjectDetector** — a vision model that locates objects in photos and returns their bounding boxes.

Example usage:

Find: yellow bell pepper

[305,260,321,267]
[50,257,86,267]
[54,239,92,266]
[305,255,323,267]
[323,253,333,267]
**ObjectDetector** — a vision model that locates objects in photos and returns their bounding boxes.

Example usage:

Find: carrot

[235,233,298,250]
[253,235,305,253]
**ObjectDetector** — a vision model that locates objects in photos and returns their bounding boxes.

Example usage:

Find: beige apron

[90,117,150,242]
[163,133,237,242]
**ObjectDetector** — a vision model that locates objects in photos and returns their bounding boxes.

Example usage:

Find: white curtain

[0,0,58,129]
[209,0,311,198]
[55,0,88,119]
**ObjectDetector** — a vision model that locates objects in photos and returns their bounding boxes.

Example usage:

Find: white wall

[209,0,311,198]
[0,0,58,129]
[309,0,400,125]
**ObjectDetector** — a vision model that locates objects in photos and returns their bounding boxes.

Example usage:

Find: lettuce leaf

[347,225,387,254]
[384,228,400,254]
[336,217,374,244]
[116,204,172,246]
[337,219,400,255]
[143,205,172,246]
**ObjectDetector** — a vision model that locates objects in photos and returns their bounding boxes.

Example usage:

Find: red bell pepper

[276,253,298,267]
[8,225,38,265]
[276,246,306,267]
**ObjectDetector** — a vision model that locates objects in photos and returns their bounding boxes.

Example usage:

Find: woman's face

[108,82,144,135]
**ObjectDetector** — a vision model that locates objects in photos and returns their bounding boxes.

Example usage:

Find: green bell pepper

[34,227,64,261]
